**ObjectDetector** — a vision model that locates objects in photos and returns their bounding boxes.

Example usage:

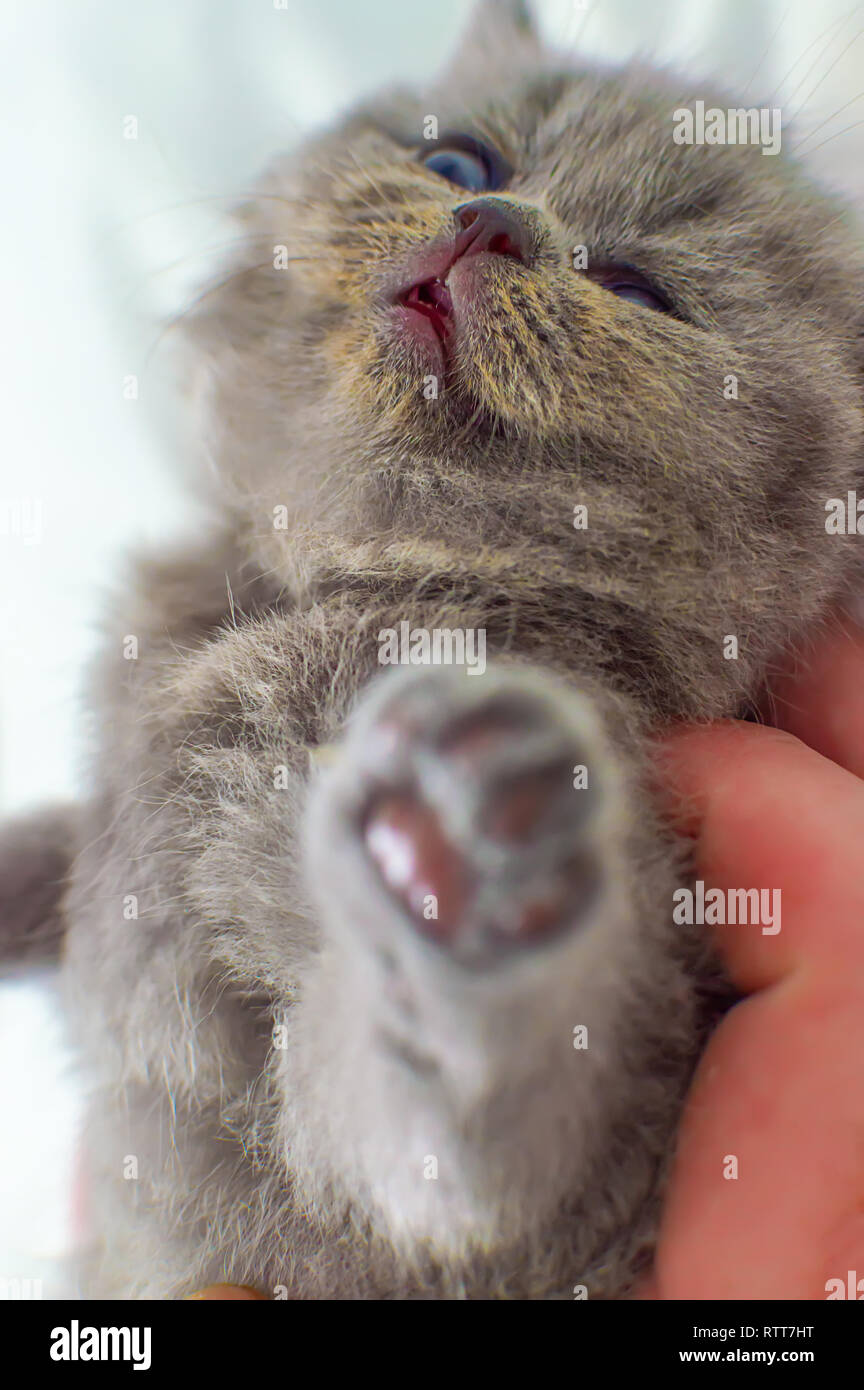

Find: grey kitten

[3,0,864,1299]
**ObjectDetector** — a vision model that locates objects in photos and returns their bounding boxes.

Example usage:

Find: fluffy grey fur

[3,0,864,1298]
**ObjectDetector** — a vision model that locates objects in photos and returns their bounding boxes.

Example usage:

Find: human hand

[644,613,864,1299]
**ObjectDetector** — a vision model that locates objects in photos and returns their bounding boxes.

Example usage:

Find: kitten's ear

[462,0,539,46]
[440,0,542,84]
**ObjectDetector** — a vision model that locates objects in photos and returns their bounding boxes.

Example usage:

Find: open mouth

[398,277,454,344]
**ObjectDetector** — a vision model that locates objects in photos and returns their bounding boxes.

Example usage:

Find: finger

[652,723,864,1299]
[655,721,864,990]
[654,971,864,1299]
[764,611,864,780]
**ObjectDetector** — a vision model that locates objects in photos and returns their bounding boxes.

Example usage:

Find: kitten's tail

[0,804,78,972]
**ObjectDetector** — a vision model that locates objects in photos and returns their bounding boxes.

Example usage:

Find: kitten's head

[188,0,864,715]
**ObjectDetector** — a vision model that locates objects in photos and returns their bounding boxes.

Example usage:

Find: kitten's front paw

[298,667,670,1262]
[312,666,611,969]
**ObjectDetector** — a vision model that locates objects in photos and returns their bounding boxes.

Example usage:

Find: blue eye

[608,282,669,312]
[422,147,490,191]
[419,135,509,192]
[587,264,673,314]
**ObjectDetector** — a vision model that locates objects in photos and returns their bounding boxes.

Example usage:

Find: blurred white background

[1,0,862,1297]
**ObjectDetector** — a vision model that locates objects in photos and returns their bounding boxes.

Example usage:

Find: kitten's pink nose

[453,198,532,265]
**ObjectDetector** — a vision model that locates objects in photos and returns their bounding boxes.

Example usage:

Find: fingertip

[767,610,864,780]
[652,719,804,835]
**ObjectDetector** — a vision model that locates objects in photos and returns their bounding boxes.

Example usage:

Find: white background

[1,0,862,1295]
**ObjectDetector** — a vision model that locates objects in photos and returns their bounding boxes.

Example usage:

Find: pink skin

[643,613,864,1299]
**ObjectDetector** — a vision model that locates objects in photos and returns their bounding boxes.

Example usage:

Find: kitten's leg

[290,664,702,1289]
[0,804,78,972]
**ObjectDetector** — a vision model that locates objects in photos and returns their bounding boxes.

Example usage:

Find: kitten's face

[191,2,864,713]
